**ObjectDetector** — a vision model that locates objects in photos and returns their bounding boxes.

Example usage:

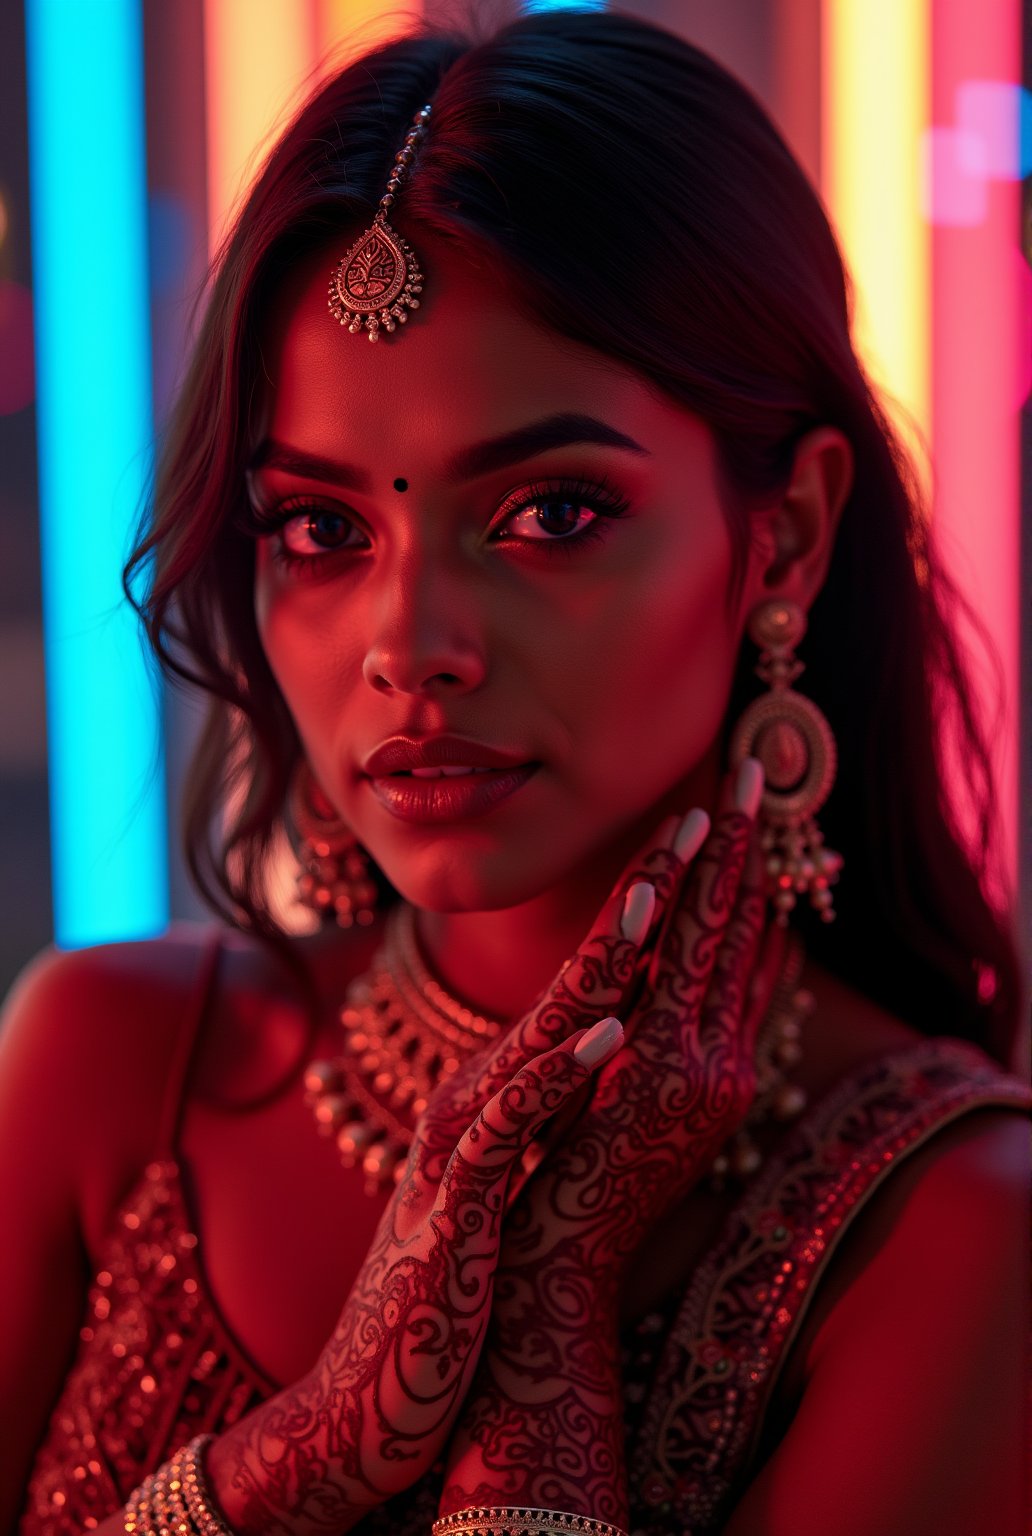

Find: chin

[378,849,554,915]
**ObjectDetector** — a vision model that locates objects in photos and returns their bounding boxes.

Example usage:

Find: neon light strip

[315,0,422,71]
[823,0,931,474]
[202,0,316,256]
[203,0,435,256]
[25,0,168,946]
[930,4,1023,904]
[823,0,1022,898]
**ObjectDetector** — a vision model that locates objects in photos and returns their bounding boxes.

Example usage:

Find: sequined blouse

[16,926,1032,1536]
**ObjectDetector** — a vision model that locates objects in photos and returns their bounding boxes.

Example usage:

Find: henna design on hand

[202,1039,614,1536]
[201,814,685,1533]
[440,773,776,1529]
[411,813,683,1195]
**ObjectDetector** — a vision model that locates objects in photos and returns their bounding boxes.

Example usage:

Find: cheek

[253,555,300,702]
[254,558,349,743]
[561,533,736,797]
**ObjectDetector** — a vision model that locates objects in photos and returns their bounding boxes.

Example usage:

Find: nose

[360,545,488,697]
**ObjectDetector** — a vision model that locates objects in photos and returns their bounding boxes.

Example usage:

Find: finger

[538,818,681,1030]
[501,1014,634,1212]
[695,812,769,1062]
[644,759,764,1019]
[446,1018,623,1181]
[607,807,769,1164]
[467,812,683,1102]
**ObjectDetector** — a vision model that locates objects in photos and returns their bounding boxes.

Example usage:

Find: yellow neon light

[822,0,931,486]
[315,0,423,76]
[202,0,318,256]
[203,3,426,256]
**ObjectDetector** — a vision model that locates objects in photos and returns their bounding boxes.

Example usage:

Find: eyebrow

[246,412,651,493]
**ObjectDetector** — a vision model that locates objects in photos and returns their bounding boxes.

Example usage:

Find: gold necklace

[303,902,813,1197]
[303,901,505,1194]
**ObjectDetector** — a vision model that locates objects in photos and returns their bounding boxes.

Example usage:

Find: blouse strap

[154,924,225,1159]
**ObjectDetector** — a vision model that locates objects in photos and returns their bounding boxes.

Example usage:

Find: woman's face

[250,233,773,915]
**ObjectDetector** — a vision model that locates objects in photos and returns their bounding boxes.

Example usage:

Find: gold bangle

[178,1434,236,1536]
[124,1470,164,1535]
[153,1469,192,1535]
[431,1507,629,1536]
[124,1434,233,1535]
[125,1463,196,1535]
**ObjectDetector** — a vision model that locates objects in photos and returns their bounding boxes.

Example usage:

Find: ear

[746,426,855,612]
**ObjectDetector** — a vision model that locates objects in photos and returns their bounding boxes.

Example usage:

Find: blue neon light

[25,0,168,947]
[521,1,607,10]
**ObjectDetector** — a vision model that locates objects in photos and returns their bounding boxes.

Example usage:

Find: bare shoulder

[20,911,392,1128]
[1,921,223,1100]
[186,913,390,1106]
[4,927,228,1186]
[3,922,331,1250]
[9,909,389,1120]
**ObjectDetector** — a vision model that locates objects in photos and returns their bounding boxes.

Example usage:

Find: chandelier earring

[728,598,844,926]
[286,759,380,928]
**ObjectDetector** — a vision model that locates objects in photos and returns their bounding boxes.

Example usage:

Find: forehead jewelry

[327,103,431,342]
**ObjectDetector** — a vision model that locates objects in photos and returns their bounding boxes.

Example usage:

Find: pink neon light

[931,2,1022,910]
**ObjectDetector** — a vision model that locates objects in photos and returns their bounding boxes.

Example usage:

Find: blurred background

[1,0,1030,1002]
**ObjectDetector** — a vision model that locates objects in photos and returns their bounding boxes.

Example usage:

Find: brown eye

[278,507,360,557]
[492,475,632,559]
[236,494,368,579]
[243,472,632,578]
[501,495,598,541]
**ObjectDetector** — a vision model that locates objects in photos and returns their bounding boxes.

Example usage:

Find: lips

[396,765,497,778]
[362,733,536,778]
[365,762,541,823]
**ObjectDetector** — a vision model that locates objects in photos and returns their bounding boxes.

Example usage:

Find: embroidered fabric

[15,930,1031,1536]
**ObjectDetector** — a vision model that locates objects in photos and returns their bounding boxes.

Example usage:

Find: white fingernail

[735,757,765,817]
[674,807,710,861]
[620,880,656,944]
[574,1015,624,1066]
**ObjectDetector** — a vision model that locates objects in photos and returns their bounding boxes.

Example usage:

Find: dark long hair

[124,6,1026,1069]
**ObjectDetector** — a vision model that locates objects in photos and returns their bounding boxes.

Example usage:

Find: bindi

[393,477,408,492]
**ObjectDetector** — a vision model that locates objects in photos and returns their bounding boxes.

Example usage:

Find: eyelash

[238,474,632,578]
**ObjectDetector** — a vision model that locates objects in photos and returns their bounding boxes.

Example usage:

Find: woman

[3,9,1029,1535]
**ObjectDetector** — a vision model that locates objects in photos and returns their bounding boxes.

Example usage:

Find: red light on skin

[0,281,35,415]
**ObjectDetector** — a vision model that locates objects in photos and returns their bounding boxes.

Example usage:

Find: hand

[203,1028,621,1533]
[203,812,684,1536]
[411,806,691,1208]
[438,759,786,1528]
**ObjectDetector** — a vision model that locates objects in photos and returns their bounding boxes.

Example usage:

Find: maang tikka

[728,597,844,925]
[327,103,432,341]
